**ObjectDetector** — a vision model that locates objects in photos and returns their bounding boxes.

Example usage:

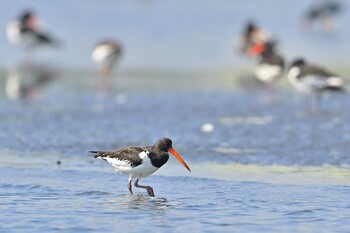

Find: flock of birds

[237,1,345,112]
[6,9,123,92]
[4,2,346,196]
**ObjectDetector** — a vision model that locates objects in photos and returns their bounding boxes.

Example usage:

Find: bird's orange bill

[169,148,191,172]
[247,43,264,56]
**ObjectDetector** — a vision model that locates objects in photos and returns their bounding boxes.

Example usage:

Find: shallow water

[0,70,350,232]
[1,0,350,231]
[1,165,350,232]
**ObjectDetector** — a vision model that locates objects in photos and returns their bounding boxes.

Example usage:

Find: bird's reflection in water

[6,63,56,100]
[107,194,172,211]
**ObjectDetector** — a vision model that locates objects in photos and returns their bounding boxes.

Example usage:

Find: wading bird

[92,39,122,90]
[90,138,191,197]
[300,0,343,33]
[288,58,344,111]
[248,41,284,88]
[7,10,59,54]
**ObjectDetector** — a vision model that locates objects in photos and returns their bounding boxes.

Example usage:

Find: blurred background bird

[300,0,343,33]
[288,57,344,111]
[248,41,285,100]
[7,10,60,57]
[91,39,123,91]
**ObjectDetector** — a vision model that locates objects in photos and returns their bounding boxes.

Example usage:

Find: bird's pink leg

[265,82,274,103]
[127,177,133,195]
[305,94,313,112]
[315,92,321,113]
[134,179,155,197]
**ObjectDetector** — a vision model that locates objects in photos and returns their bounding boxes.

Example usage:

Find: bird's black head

[154,137,191,172]
[290,58,306,69]
[20,10,35,22]
[19,10,37,31]
[154,138,173,152]
[245,20,258,36]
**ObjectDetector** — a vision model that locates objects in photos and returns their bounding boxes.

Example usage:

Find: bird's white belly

[127,162,159,179]
[7,22,40,48]
[7,22,21,44]
[92,45,117,65]
[303,75,326,92]
[105,151,159,179]
[288,67,311,93]
[254,64,281,82]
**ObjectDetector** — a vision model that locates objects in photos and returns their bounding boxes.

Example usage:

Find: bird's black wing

[300,65,338,79]
[262,54,285,68]
[90,146,144,167]
[35,32,55,44]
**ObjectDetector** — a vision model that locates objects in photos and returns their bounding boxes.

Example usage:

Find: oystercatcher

[247,41,284,100]
[92,39,122,90]
[288,58,344,111]
[248,41,284,84]
[92,40,122,77]
[90,138,191,197]
[300,1,343,33]
[7,10,59,51]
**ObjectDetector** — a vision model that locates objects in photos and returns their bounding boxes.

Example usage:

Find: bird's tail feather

[89,151,104,159]
[321,86,346,93]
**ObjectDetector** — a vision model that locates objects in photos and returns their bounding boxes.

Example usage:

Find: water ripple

[76,191,114,196]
